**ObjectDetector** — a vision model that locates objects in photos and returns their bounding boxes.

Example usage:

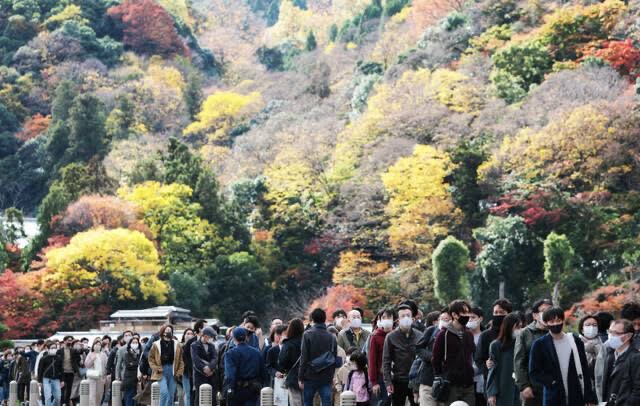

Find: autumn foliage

[16,114,51,142]
[307,285,369,320]
[108,0,188,57]
[594,39,640,79]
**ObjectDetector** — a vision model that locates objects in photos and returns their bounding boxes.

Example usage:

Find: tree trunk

[499,281,505,299]
[552,282,560,307]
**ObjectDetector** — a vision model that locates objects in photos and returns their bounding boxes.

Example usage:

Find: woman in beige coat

[84,339,109,406]
[148,325,185,406]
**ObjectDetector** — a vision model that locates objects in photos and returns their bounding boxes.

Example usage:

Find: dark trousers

[193,374,216,406]
[63,372,75,405]
[391,381,416,406]
[475,392,486,406]
[17,383,27,402]
[228,388,258,406]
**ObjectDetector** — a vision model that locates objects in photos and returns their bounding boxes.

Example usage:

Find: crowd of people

[0,300,639,406]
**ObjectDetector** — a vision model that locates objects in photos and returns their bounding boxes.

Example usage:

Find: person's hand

[256,328,263,338]
[372,384,380,395]
[204,366,212,375]
[298,381,304,390]
[413,393,419,403]
[488,396,497,406]
[521,387,535,400]
[486,359,495,369]
[386,385,394,394]
[60,382,65,388]
[275,372,284,378]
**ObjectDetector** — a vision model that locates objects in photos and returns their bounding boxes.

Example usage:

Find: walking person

[84,339,108,406]
[368,308,395,405]
[12,347,31,404]
[38,342,63,406]
[415,310,440,406]
[224,328,266,406]
[337,310,370,354]
[278,319,304,406]
[577,315,603,391]
[191,327,217,406]
[344,352,370,406]
[486,313,523,406]
[121,337,142,406]
[149,325,185,406]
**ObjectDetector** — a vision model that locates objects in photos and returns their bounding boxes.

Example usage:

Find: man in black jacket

[595,319,640,405]
[299,308,338,406]
[38,342,63,406]
[57,336,81,406]
[192,327,218,406]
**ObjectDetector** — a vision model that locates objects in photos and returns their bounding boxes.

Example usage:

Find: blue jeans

[160,364,177,406]
[303,380,331,406]
[124,386,136,406]
[182,375,191,406]
[43,378,62,406]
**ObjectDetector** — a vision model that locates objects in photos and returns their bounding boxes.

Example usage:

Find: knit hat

[202,327,216,339]
[232,327,247,341]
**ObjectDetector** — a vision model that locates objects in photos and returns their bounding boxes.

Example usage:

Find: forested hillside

[1,0,639,336]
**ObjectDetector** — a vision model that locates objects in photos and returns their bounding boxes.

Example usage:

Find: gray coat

[382,328,422,387]
[513,321,547,396]
[486,340,519,406]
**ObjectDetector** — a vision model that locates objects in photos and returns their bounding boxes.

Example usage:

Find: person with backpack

[84,339,108,406]
[278,319,304,406]
[38,342,63,406]
[121,337,142,406]
[191,327,217,406]
[344,352,370,406]
[368,307,396,405]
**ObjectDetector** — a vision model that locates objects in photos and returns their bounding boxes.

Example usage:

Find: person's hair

[241,311,257,322]
[497,313,522,349]
[310,308,327,324]
[611,319,634,335]
[211,325,220,334]
[193,319,207,334]
[353,352,367,371]
[448,300,471,316]
[44,340,54,349]
[352,307,364,319]
[332,309,347,319]
[514,311,526,325]
[271,317,283,324]
[63,335,74,342]
[578,315,599,334]
[596,312,615,333]
[382,307,397,320]
[524,311,534,325]
[128,336,140,349]
[621,302,640,321]
[397,304,413,315]
[471,306,484,318]
[492,298,513,313]
[286,318,305,339]
[531,299,552,313]
[542,307,565,323]
[327,326,339,336]
[399,299,419,317]
[102,336,111,342]
[122,330,133,336]
[425,311,441,326]
[181,328,194,343]
[245,315,260,329]
[159,324,174,337]
[271,324,288,342]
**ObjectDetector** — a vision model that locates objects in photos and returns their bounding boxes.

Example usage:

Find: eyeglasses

[607,329,628,336]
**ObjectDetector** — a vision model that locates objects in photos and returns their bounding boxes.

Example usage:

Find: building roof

[110,306,191,319]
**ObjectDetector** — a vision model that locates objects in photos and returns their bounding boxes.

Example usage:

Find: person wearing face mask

[242,316,263,351]
[0,350,12,405]
[191,327,218,406]
[368,308,396,405]
[115,330,134,382]
[529,307,597,406]
[514,299,552,406]
[486,313,524,406]
[476,299,512,387]
[337,310,370,355]
[620,302,640,350]
[437,311,452,332]
[593,318,640,405]
[184,321,207,406]
[467,306,486,406]
[577,315,602,391]
[11,346,32,404]
[382,304,423,406]
[332,310,348,333]
[38,342,63,406]
[122,337,142,406]
[431,300,476,406]
[84,339,108,406]
[149,325,185,406]
[415,310,442,406]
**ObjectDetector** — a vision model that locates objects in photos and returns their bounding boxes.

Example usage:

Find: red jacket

[368,328,388,383]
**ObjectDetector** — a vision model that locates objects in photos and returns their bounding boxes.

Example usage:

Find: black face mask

[548,324,564,334]
[492,315,506,330]
[458,316,470,326]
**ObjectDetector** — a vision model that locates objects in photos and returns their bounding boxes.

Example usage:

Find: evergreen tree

[306,30,317,51]
[67,93,107,162]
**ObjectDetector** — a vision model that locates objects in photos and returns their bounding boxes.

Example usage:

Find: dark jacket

[486,340,518,406]
[382,327,422,387]
[431,326,475,387]
[368,328,388,384]
[529,333,598,406]
[514,321,547,395]
[278,336,302,390]
[475,326,499,381]
[265,345,280,386]
[11,354,31,384]
[299,324,338,384]
[191,339,217,382]
[415,325,438,386]
[122,349,141,391]
[0,360,11,384]
[24,351,38,374]
[183,336,198,378]
[223,342,266,391]
[37,352,63,381]
[107,346,119,377]
[595,346,640,405]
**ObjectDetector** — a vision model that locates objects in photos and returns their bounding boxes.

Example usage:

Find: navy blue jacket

[191,339,217,380]
[299,324,338,384]
[223,342,266,391]
[529,333,597,406]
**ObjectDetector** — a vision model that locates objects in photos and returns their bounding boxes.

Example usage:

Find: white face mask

[466,320,480,330]
[583,326,598,339]
[350,318,362,329]
[379,319,393,330]
[130,344,139,350]
[607,335,627,350]
[439,320,450,330]
[399,317,413,330]
[334,317,344,326]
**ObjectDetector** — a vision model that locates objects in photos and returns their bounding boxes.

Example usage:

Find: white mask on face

[130,344,139,350]
[399,317,413,330]
[607,335,627,350]
[466,320,480,330]
[335,317,344,326]
[379,319,393,330]
[439,320,450,330]
[583,325,598,339]
[350,318,362,329]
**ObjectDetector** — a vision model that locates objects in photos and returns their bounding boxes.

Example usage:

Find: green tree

[46,81,77,166]
[432,236,470,304]
[448,141,487,228]
[183,71,203,120]
[67,93,108,162]
[543,232,575,306]
[306,30,317,51]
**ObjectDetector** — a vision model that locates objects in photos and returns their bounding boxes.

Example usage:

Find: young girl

[345,352,370,406]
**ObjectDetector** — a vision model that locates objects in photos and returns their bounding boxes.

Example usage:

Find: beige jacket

[148,339,184,381]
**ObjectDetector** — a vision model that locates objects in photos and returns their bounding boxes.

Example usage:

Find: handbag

[309,338,338,373]
[282,356,301,389]
[87,369,101,379]
[431,330,450,402]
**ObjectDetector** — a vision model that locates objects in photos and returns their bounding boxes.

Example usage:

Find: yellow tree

[46,228,167,303]
[382,144,462,257]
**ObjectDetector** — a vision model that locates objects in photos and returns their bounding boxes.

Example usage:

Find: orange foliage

[566,283,640,323]
[410,0,464,35]
[307,285,369,320]
[16,114,51,142]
